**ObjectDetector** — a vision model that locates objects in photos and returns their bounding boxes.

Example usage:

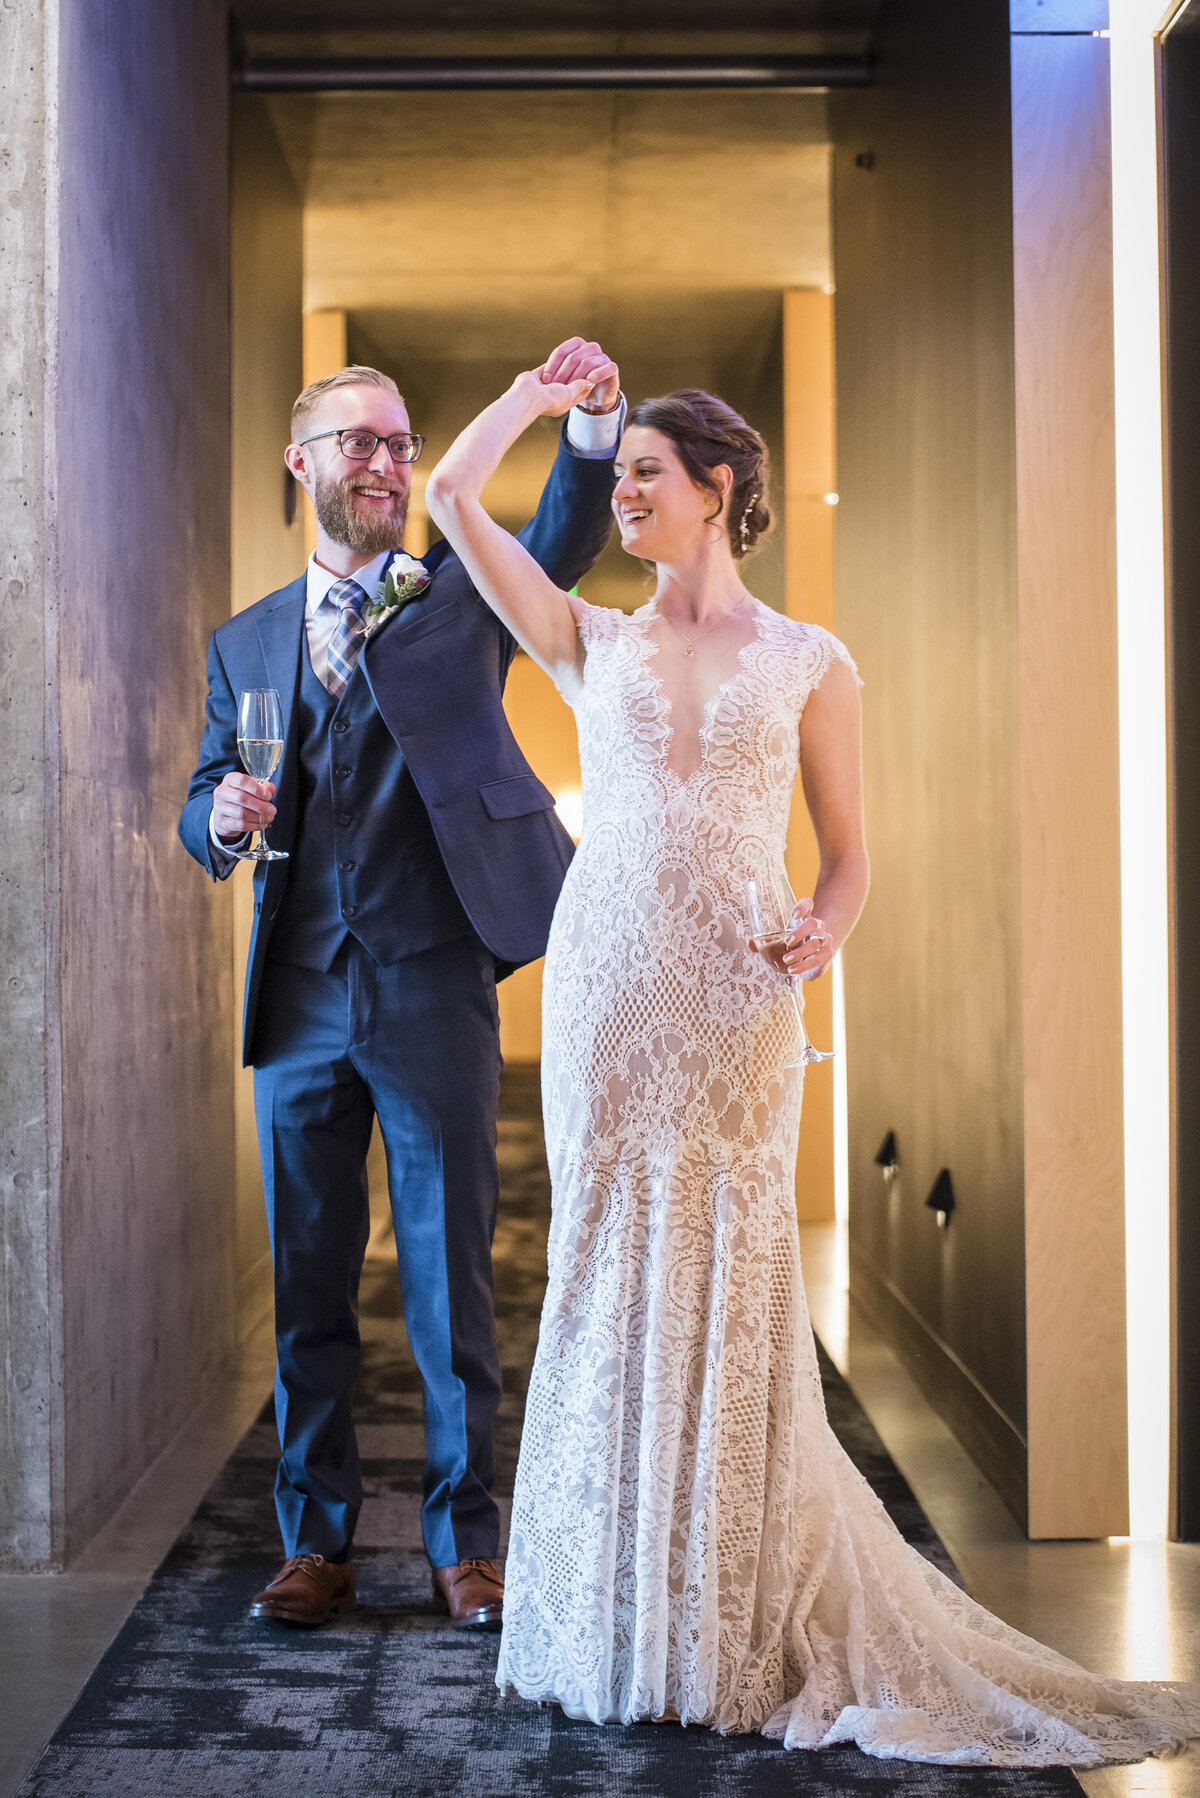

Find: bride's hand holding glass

[781,897,836,982]
[745,872,836,1067]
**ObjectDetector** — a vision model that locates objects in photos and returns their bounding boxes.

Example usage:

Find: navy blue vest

[267,640,470,971]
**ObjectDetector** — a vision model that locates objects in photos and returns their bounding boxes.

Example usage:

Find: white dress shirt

[303,548,392,689]
[211,399,624,851]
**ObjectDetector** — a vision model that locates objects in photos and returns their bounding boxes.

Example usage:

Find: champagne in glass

[234,689,288,862]
[745,871,834,1067]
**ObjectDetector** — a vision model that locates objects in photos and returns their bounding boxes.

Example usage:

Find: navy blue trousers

[252,934,503,1568]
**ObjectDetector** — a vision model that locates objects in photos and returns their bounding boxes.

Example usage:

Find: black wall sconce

[284,467,299,528]
[874,1130,899,1185]
[925,1168,956,1230]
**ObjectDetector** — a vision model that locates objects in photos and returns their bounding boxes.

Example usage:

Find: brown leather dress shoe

[249,1553,356,1626]
[432,1556,504,1631]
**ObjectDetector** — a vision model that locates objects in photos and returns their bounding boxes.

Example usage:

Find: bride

[424,344,1200,1765]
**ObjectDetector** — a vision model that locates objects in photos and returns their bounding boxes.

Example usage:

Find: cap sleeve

[810,625,862,689]
[571,597,620,649]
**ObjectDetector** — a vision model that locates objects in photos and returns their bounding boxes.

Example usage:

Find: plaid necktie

[323,578,369,699]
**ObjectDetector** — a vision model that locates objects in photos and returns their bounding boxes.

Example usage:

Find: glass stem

[786,974,815,1056]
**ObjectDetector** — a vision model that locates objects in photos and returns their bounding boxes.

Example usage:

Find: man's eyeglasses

[299,428,425,464]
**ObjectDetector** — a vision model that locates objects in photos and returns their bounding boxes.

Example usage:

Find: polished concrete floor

[2,1221,1198,1795]
[0,1314,279,1798]
[797,1223,1200,1798]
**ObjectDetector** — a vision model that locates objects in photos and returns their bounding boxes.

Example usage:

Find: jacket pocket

[392,596,460,645]
[478,774,557,820]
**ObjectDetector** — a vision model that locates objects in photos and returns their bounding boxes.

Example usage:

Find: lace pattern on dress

[496,601,1200,1765]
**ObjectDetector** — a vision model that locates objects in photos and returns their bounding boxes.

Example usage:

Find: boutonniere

[364,554,431,633]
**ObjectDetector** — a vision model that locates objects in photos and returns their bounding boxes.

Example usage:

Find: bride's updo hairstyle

[625,389,774,559]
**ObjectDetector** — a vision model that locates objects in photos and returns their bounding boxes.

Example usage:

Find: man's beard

[312,467,409,555]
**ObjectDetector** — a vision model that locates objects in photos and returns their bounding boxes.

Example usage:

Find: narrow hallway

[6,1069,1197,1796]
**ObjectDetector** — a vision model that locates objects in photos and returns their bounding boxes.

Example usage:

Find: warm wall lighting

[822,492,840,506]
[554,787,584,842]
[833,957,849,1223]
[1109,0,1171,1541]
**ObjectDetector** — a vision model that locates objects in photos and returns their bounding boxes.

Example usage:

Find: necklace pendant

[685,645,694,657]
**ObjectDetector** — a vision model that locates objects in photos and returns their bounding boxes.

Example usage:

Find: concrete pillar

[1,0,232,1568]
[1,0,62,1572]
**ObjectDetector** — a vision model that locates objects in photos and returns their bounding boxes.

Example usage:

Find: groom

[180,338,622,1629]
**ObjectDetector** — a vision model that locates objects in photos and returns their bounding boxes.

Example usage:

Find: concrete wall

[832,0,1029,1518]
[1,0,62,1570]
[230,98,305,1331]
[1,0,233,1567]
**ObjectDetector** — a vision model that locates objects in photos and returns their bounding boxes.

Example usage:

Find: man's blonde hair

[291,365,404,443]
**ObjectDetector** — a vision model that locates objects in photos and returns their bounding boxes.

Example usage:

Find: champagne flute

[234,689,288,862]
[745,870,834,1067]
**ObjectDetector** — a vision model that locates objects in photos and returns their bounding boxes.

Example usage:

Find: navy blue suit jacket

[179,431,614,1064]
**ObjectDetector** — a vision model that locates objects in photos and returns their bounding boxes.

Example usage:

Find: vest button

[333,720,349,733]
[339,859,355,872]
[337,811,353,825]
[334,765,351,777]
[342,903,358,918]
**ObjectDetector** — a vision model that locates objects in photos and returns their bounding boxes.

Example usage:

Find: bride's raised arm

[425,348,617,696]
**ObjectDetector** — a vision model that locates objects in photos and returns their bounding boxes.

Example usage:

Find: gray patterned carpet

[18,1066,1080,1797]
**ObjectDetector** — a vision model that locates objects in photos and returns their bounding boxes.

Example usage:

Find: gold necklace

[655,596,751,658]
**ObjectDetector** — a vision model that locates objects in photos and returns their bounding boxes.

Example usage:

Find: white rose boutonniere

[365,553,431,633]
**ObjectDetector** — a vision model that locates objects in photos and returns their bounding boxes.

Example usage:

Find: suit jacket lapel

[254,574,307,749]
[361,544,440,668]
[252,576,307,853]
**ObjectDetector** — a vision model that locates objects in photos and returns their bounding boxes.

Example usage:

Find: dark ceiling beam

[232,53,872,93]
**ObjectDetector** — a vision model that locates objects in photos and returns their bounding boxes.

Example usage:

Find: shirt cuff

[566,394,626,457]
[210,808,250,854]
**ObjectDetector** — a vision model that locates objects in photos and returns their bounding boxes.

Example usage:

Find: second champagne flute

[745,870,834,1067]
[234,688,288,862]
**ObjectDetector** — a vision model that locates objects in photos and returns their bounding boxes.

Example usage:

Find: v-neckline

[629,602,762,787]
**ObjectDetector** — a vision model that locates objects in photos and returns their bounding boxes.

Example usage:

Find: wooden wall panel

[833,2,1129,1537]
[832,0,1031,1523]
[1011,32,1127,1537]
[498,656,582,1062]
[230,100,304,1332]
[1163,8,1200,1543]
[301,309,347,560]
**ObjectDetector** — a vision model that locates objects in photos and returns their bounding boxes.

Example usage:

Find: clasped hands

[515,336,621,419]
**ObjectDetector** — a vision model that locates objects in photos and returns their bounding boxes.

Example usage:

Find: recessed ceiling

[266,84,827,544]
[233,0,880,39]
[244,2,853,605]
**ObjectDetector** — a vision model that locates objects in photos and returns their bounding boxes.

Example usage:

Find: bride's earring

[739,488,758,551]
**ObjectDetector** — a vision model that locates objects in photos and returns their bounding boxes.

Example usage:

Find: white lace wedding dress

[495,597,1200,1766]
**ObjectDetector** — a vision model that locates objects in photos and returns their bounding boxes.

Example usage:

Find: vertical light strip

[1109,0,1171,1540]
[832,955,850,1224]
